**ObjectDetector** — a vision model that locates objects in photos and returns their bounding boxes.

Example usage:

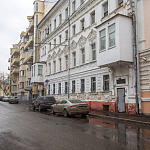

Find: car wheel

[63,109,68,117]
[51,107,55,114]
[39,105,42,112]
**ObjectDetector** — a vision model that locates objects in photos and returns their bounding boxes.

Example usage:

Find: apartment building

[9,44,20,96]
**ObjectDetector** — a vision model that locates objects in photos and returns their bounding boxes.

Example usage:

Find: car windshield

[43,97,55,102]
[69,100,84,103]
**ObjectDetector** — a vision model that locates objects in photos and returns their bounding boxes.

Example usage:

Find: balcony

[96,14,133,68]
[24,36,34,51]
[11,58,19,66]
[11,68,19,74]
[8,58,10,62]
[24,20,34,38]
[11,49,20,57]
[23,51,33,65]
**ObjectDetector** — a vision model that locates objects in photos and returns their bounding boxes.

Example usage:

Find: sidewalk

[89,109,150,126]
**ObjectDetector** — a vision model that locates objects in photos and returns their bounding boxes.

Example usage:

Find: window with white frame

[20,59,24,65]
[103,75,109,91]
[28,78,31,86]
[49,63,51,75]
[58,83,61,94]
[72,0,76,13]
[34,65,35,76]
[91,11,95,24]
[108,24,115,48]
[100,29,106,51]
[81,48,85,64]
[81,19,85,31]
[53,61,56,73]
[72,52,76,67]
[59,35,61,44]
[65,82,68,94]
[49,24,51,33]
[38,65,43,75]
[20,82,24,89]
[103,2,108,17]
[72,25,76,36]
[59,58,62,71]
[48,85,50,95]
[35,3,38,11]
[13,85,17,91]
[65,55,68,69]
[53,84,55,94]
[54,19,56,29]
[49,42,51,50]
[81,79,85,93]
[91,77,96,92]
[54,39,56,47]
[32,66,33,76]
[65,30,68,40]
[65,7,68,19]
[20,47,24,54]
[20,70,25,77]
[92,44,96,61]
[118,0,123,7]
[59,14,62,24]
[72,80,75,93]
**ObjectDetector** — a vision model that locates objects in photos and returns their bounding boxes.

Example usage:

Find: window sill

[89,92,98,95]
[108,45,116,50]
[99,49,106,53]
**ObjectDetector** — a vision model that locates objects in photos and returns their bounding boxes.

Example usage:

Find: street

[0,101,150,150]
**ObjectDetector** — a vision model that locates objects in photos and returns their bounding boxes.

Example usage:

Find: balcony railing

[23,51,33,65]
[11,58,19,66]
[24,36,34,51]
[8,58,10,62]
[11,49,20,56]
[11,68,19,74]
[24,20,34,37]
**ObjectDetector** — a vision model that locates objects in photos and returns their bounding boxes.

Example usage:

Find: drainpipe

[130,0,141,114]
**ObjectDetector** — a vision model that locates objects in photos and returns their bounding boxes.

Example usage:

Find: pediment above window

[71,40,77,51]
[63,45,68,55]
[78,35,87,48]
[87,29,97,44]
[52,51,57,60]
[57,49,63,57]
[47,54,52,62]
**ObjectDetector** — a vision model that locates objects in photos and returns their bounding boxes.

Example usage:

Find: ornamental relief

[63,45,68,55]
[87,29,97,44]
[52,51,57,60]
[78,35,87,47]
[71,40,77,51]
[57,49,63,57]
[47,54,52,62]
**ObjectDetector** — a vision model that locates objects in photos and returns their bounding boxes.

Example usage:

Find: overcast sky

[0,0,57,74]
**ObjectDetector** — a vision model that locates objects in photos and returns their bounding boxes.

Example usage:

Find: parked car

[0,96,4,101]
[9,96,18,104]
[32,96,56,112]
[2,96,10,102]
[51,99,89,117]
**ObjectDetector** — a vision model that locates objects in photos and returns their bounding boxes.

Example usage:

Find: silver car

[2,96,10,102]
[51,99,89,117]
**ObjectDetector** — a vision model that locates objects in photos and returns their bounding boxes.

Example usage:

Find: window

[91,11,95,24]
[65,82,68,94]
[117,78,126,84]
[65,7,68,19]
[81,48,85,64]
[81,19,85,31]
[103,2,108,17]
[58,83,61,94]
[32,66,33,76]
[49,24,51,32]
[34,65,35,76]
[92,44,96,61]
[81,79,85,93]
[59,58,62,71]
[72,80,75,93]
[54,39,56,47]
[59,14,62,24]
[91,77,96,92]
[100,29,106,51]
[20,70,25,77]
[80,0,84,5]
[53,84,55,94]
[65,55,68,69]
[65,30,68,40]
[118,0,123,7]
[72,1,76,13]
[72,52,76,67]
[72,25,76,36]
[48,85,50,95]
[38,65,43,75]
[103,75,109,91]
[20,82,24,89]
[20,59,24,65]
[36,3,38,11]
[49,63,51,75]
[54,19,56,29]
[53,61,56,73]
[28,78,31,86]
[59,35,61,44]
[49,42,51,50]
[109,24,115,47]
[13,85,17,91]
[20,47,24,54]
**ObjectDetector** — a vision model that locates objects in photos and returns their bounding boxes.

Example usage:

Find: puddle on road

[87,116,150,150]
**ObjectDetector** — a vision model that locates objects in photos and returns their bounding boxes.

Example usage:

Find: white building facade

[37,0,144,114]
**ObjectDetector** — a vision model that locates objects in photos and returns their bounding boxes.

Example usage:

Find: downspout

[130,0,141,114]
[130,0,138,114]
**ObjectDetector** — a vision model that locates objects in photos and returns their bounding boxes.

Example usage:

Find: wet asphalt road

[0,101,150,150]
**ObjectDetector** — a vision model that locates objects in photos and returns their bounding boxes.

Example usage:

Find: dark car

[32,96,56,112]
[0,96,4,101]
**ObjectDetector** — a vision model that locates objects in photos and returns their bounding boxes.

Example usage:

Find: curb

[88,113,150,126]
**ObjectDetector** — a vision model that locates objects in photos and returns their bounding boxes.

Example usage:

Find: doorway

[117,88,125,112]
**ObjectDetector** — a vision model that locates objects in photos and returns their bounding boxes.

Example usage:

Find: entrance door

[117,88,125,112]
